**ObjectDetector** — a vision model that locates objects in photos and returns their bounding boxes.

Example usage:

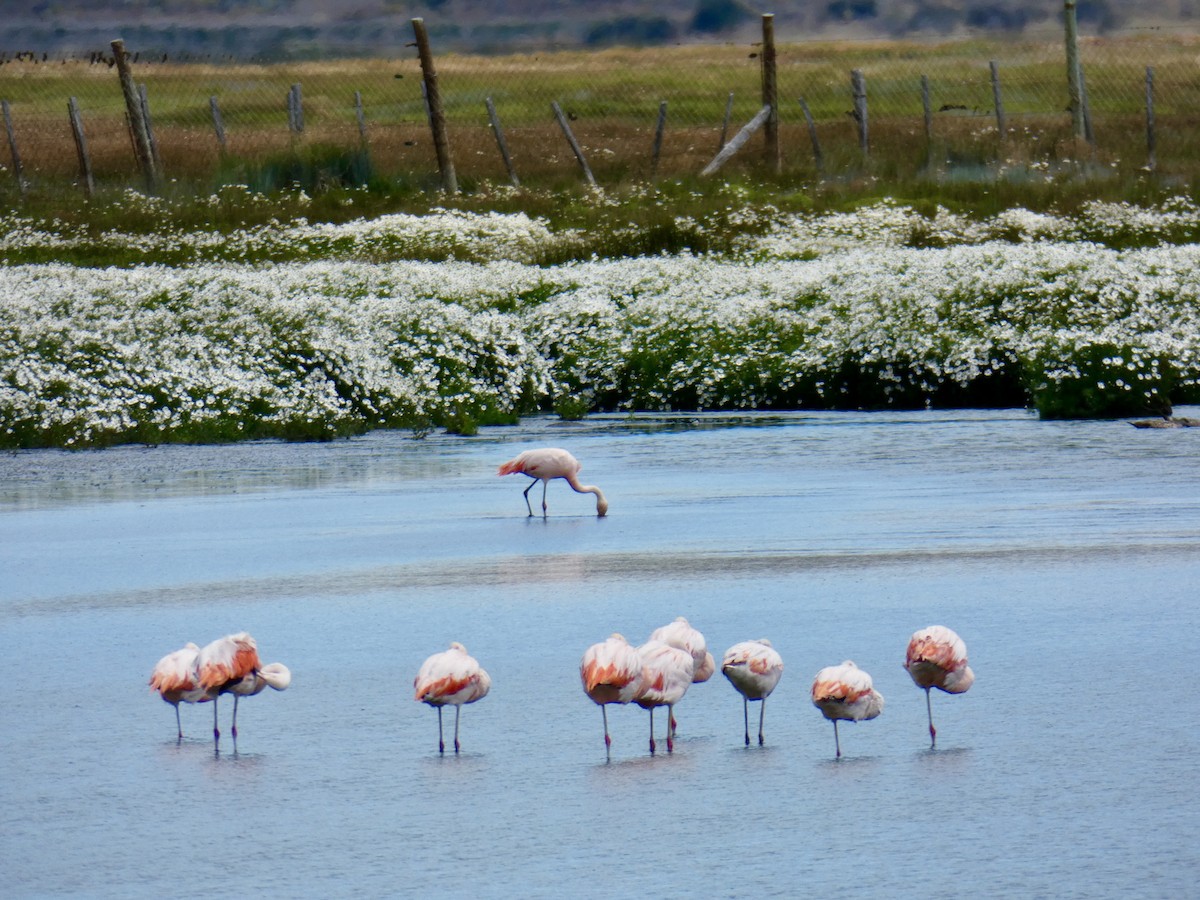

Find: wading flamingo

[196,632,263,742]
[811,660,884,759]
[649,616,712,736]
[904,625,974,749]
[224,663,291,739]
[413,642,492,754]
[149,642,208,739]
[633,640,694,754]
[580,634,646,757]
[497,447,608,517]
[721,639,784,746]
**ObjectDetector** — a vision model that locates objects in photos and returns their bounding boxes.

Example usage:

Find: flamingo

[148,641,208,739]
[721,639,784,746]
[811,660,884,759]
[580,633,646,757]
[413,642,492,754]
[633,640,694,754]
[904,625,975,749]
[196,632,264,742]
[224,663,291,739]
[649,616,712,684]
[497,447,608,517]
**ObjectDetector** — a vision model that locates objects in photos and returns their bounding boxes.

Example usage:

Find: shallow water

[3,409,1199,898]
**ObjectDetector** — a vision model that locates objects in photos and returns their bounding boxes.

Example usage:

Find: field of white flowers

[4,197,1200,448]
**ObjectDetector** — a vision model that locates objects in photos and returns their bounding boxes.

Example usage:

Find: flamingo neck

[565,476,608,516]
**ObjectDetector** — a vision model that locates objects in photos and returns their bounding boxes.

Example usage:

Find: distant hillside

[0,0,1191,58]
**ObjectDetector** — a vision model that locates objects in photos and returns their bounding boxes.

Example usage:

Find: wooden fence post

[851,69,868,157]
[485,96,519,188]
[921,75,933,143]
[551,101,596,186]
[287,83,304,134]
[989,61,1007,140]
[718,91,734,151]
[797,97,823,174]
[67,96,94,197]
[1145,66,1157,173]
[111,39,158,191]
[412,17,457,194]
[761,14,780,174]
[354,91,368,146]
[209,96,227,156]
[700,104,771,176]
[1064,0,1085,139]
[651,100,668,178]
[138,83,162,171]
[2,99,27,196]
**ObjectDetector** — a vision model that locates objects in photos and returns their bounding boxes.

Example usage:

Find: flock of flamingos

[149,447,975,759]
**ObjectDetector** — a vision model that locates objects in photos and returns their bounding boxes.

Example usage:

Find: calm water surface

[2,409,1198,898]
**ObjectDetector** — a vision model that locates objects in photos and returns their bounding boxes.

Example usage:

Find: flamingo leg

[666,704,675,753]
[522,479,536,516]
[926,687,937,749]
[648,707,656,755]
[212,696,220,742]
[743,697,750,746]
[602,705,611,749]
[833,719,841,759]
[232,694,240,739]
[437,705,445,754]
[541,479,549,516]
[174,703,183,741]
[758,698,766,746]
[453,705,462,754]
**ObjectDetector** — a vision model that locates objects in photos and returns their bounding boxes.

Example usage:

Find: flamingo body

[634,640,694,754]
[195,632,287,742]
[580,633,646,754]
[498,447,608,517]
[904,625,974,748]
[414,642,492,753]
[811,660,884,758]
[149,642,208,739]
[649,617,711,684]
[722,639,784,746]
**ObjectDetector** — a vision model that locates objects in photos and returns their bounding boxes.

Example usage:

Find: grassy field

[1,33,1199,215]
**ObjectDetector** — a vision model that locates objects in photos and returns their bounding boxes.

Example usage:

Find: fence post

[354,91,368,147]
[718,91,735,151]
[1145,66,1157,173]
[411,17,457,194]
[67,96,94,198]
[210,96,227,156]
[485,96,519,188]
[761,14,780,174]
[138,83,162,171]
[851,68,868,157]
[2,99,27,196]
[551,101,596,186]
[989,61,1007,140]
[1079,67,1094,146]
[797,97,823,174]
[701,104,771,176]
[1064,0,1085,139]
[288,83,304,135]
[651,100,668,178]
[921,75,933,143]
[111,39,158,191]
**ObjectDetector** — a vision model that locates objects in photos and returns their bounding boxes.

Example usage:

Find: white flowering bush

[4,200,1200,448]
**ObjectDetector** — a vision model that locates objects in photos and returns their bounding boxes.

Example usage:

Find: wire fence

[1,20,1198,197]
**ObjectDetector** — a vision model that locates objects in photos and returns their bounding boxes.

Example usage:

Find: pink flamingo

[498,447,608,517]
[149,641,208,739]
[413,642,492,753]
[721,639,784,746]
[811,660,884,759]
[633,640,694,754]
[580,633,646,756]
[904,625,975,748]
[649,616,712,735]
[196,632,288,741]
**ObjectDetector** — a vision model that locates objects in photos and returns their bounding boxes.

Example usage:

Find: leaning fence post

[138,83,162,171]
[67,96,94,198]
[2,99,27,196]
[718,91,734,151]
[851,68,868,156]
[700,104,771,176]
[1064,0,1085,139]
[797,96,823,174]
[412,17,457,194]
[551,101,596,186]
[111,39,158,191]
[485,96,519,188]
[651,100,668,178]
[1145,66,1157,173]
[761,14,780,174]
[209,95,227,155]
[989,61,1007,140]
